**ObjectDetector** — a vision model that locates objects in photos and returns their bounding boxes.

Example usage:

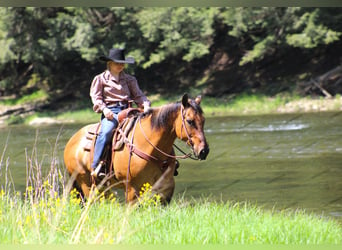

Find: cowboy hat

[99,48,135,64]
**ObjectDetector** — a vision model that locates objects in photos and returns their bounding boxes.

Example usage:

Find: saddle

[83,108,142,175]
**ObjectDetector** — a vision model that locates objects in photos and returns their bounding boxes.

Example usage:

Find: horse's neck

[142,106,179,150]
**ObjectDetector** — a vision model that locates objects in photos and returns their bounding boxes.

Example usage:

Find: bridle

[120,104,199,169]
[180,104,194,148]
[137,104,198,160]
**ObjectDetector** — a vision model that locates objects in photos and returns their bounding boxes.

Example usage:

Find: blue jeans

[91,105,127,169]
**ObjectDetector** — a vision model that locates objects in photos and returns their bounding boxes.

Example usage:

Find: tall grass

[0,132,342,244]
[1,192,341,244]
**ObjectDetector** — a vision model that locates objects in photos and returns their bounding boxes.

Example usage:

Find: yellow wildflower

[138,182,161,207]
[0,189,5,198]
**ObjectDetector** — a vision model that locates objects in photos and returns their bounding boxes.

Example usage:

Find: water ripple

[234,124,309,132]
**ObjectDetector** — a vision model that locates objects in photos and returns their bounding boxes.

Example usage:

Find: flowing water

[0,112,341,222]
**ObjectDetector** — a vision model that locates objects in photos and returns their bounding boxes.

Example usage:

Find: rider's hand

[143,101,151,113]
[103,107,114,120]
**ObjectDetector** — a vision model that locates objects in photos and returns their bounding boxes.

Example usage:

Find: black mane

[150,102,180,129]
[149,100,203,130]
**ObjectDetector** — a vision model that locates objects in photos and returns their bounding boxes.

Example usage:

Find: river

[1,112,341,222]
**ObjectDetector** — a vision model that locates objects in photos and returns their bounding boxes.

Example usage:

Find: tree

[134,8,218,68]
[219,7,341,65]
[0,7,341,101]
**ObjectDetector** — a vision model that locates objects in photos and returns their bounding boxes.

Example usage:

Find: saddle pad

[88,122,101,135]
[83,123,100,152]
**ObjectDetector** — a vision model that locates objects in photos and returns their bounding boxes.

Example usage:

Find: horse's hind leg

[72,173,92,199]
[70,177,84,199]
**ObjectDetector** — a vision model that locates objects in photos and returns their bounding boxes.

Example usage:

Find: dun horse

[64,94,209,203]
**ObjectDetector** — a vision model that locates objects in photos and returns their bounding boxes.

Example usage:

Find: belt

[107,101,128,107]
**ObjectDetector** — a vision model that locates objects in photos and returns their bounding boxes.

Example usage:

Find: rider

[90,48,151,178]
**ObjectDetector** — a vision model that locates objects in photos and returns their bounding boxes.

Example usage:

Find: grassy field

[1,186,342,244]
[0,158,341,245]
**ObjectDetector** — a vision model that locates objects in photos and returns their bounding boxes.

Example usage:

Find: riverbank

[202,94,342,117]
[1,94,342,127]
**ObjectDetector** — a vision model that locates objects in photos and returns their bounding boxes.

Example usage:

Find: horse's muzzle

[198,145,209,160]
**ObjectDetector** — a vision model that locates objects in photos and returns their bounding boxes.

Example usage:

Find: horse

[63,94,209,203]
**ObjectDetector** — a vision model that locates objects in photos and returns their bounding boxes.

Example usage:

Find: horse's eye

[187,119,195,127]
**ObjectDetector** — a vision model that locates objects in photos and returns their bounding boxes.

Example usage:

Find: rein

[138,114,193,160]
[137,104,200,162]
[119,105,197,166]
[125,114,138,202]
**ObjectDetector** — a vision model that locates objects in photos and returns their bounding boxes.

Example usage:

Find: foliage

[286,9,341,49]
[220,8,342,65]
[136,8,217,68]
[0,7,341,100]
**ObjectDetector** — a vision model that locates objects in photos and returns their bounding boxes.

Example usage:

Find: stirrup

[91,161,106,178]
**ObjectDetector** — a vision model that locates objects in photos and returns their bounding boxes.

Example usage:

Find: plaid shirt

[90,70,150,113]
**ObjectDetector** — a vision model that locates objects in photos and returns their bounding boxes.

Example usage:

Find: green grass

[22,108,99,125]
[201,93,299,116]
[0,90,48,105]
[148,93,297,116]
[1,189,341,244]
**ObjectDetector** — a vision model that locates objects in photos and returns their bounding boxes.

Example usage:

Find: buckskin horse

[64,94,209,203]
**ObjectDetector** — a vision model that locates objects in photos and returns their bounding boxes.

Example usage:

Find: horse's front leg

[151,163,176,204]
[125,184,139,204]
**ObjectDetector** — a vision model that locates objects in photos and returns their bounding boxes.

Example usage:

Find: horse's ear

[182,93,189,107]
[195,95,202,105]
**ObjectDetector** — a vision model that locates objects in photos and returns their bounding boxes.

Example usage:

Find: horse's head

[177,94,209,160]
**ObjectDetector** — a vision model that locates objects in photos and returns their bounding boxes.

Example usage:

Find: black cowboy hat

[99,48,135,64]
